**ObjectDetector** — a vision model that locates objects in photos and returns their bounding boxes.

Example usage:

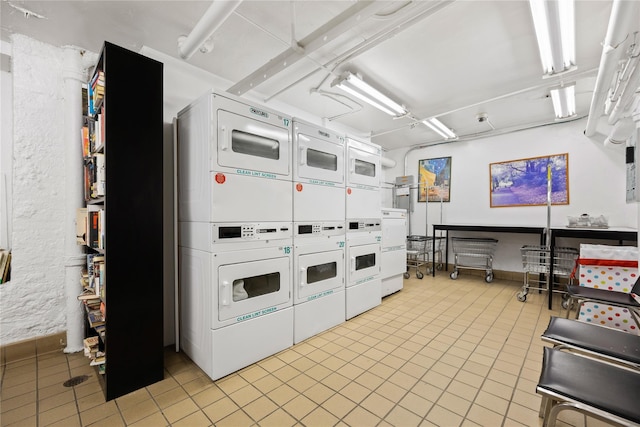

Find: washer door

[217,109,290,176]
[218,256,291,322]
[296,249,344,302]
[346,146,380,188]
[348,242,381,285]
[295,132,344,184]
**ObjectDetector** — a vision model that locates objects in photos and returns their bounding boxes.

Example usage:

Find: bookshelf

[80,41,164,401]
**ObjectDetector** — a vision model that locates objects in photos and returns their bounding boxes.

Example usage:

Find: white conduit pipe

[604,116,636,147]
[178,0,242,60]
[380,156,396,168]
[608,58,640,124]
[584,0,639,136]
[63,46,87,353]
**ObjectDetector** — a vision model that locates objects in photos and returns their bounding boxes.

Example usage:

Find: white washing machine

[345,137,381,220]
[177,90,292,223]
[177,91,294,380]
[293,222,345,344]
[345,220,381,319]
[179,221,293,381]
[381,208,407,297]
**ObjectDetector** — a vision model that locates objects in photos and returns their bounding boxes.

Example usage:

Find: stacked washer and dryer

[177,91,386,380]
[177,91,294,381]
[292,120,346,344]
[344,137,383,320]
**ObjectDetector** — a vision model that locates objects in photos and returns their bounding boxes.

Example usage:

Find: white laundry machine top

[177,90,293,223]
[345,137,381,190]
[292,119,345,187]
[179,90,292,180]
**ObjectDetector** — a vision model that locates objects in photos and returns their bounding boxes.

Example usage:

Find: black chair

[537,347,640,427]
[541,316,640,368]
[564,276,640,329]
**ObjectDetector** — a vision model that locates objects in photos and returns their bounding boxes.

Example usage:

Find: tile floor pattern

[1,274,617,427]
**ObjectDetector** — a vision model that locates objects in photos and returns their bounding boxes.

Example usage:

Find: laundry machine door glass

[347,146,380,188]
[296,133,344,184]
[217,110,290,176]
[218,256,290,322]
[348,243,381,284]
[297,249,344,300]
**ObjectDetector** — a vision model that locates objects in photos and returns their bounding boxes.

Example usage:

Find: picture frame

[418,157,451,202]
[489,153,569,208]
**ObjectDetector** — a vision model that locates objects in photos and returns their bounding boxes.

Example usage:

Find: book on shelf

[0,252,11,284]
[89,211,99,248]
[94,153,105,197]
[0,251,7,284]
[87,309,105,328]
[90,355,106,366]
[81,125,90,158]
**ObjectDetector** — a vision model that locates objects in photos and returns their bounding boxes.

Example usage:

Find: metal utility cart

[404,235,444,279]
[518,245,578,304]
[449,237,498,282]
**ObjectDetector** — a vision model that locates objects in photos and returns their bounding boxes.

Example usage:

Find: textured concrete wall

[0,35,66,345]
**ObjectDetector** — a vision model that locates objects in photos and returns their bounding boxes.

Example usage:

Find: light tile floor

[1,274,615,426]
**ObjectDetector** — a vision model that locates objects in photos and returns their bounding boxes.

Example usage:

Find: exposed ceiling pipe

[603,116,635,147]
[263,0,455,103]
[584,0,639,136]
[608,48,640,124]
[227,1,384,96]
[402,115,587,176]
[177,0,242,60]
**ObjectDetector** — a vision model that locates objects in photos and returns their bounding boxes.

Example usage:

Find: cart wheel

[436,263,443,271]
[561,300,569,309]
[416,271,424,279]
[485,273,494,283]
[450,271,458,280]
[403,272,410,279]
[516,292,527,302]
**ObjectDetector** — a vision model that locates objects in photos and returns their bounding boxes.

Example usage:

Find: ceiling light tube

[422,118,457,139]
[529,0,575,75]
[333,72,407,116]
[550,84,576,118]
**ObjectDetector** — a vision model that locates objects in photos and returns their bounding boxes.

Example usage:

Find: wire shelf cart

[517,246,578,304]
[449,237,498,283]
[404,235,444,279]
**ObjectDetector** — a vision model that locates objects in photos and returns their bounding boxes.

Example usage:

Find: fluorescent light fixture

[549,84,576,118]
[332,72,407,116]
[529,0,575,75]
[422,118,457,139]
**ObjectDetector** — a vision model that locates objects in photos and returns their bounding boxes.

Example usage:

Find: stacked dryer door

[177,91,293,381]
[292,120,346,343]
[345,137,382,319]
[381,208,407,297]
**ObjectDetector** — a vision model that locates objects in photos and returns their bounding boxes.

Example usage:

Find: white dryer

[179,221,293,381]
[381,208,407,297]
[293,223,345,344]
[177,90,292,224]
[345,220,381,319]
[292,119,345,224]
[345,137,381,220]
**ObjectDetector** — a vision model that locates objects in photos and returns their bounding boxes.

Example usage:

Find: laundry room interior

[1,1,640,426]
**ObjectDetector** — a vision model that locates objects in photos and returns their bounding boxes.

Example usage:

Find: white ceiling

[0,0,625,151]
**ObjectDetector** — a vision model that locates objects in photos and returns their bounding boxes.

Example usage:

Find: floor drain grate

[63,375,89,387]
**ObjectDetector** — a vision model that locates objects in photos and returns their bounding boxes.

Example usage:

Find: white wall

[0,35,67,345]
[384,118,637,272]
